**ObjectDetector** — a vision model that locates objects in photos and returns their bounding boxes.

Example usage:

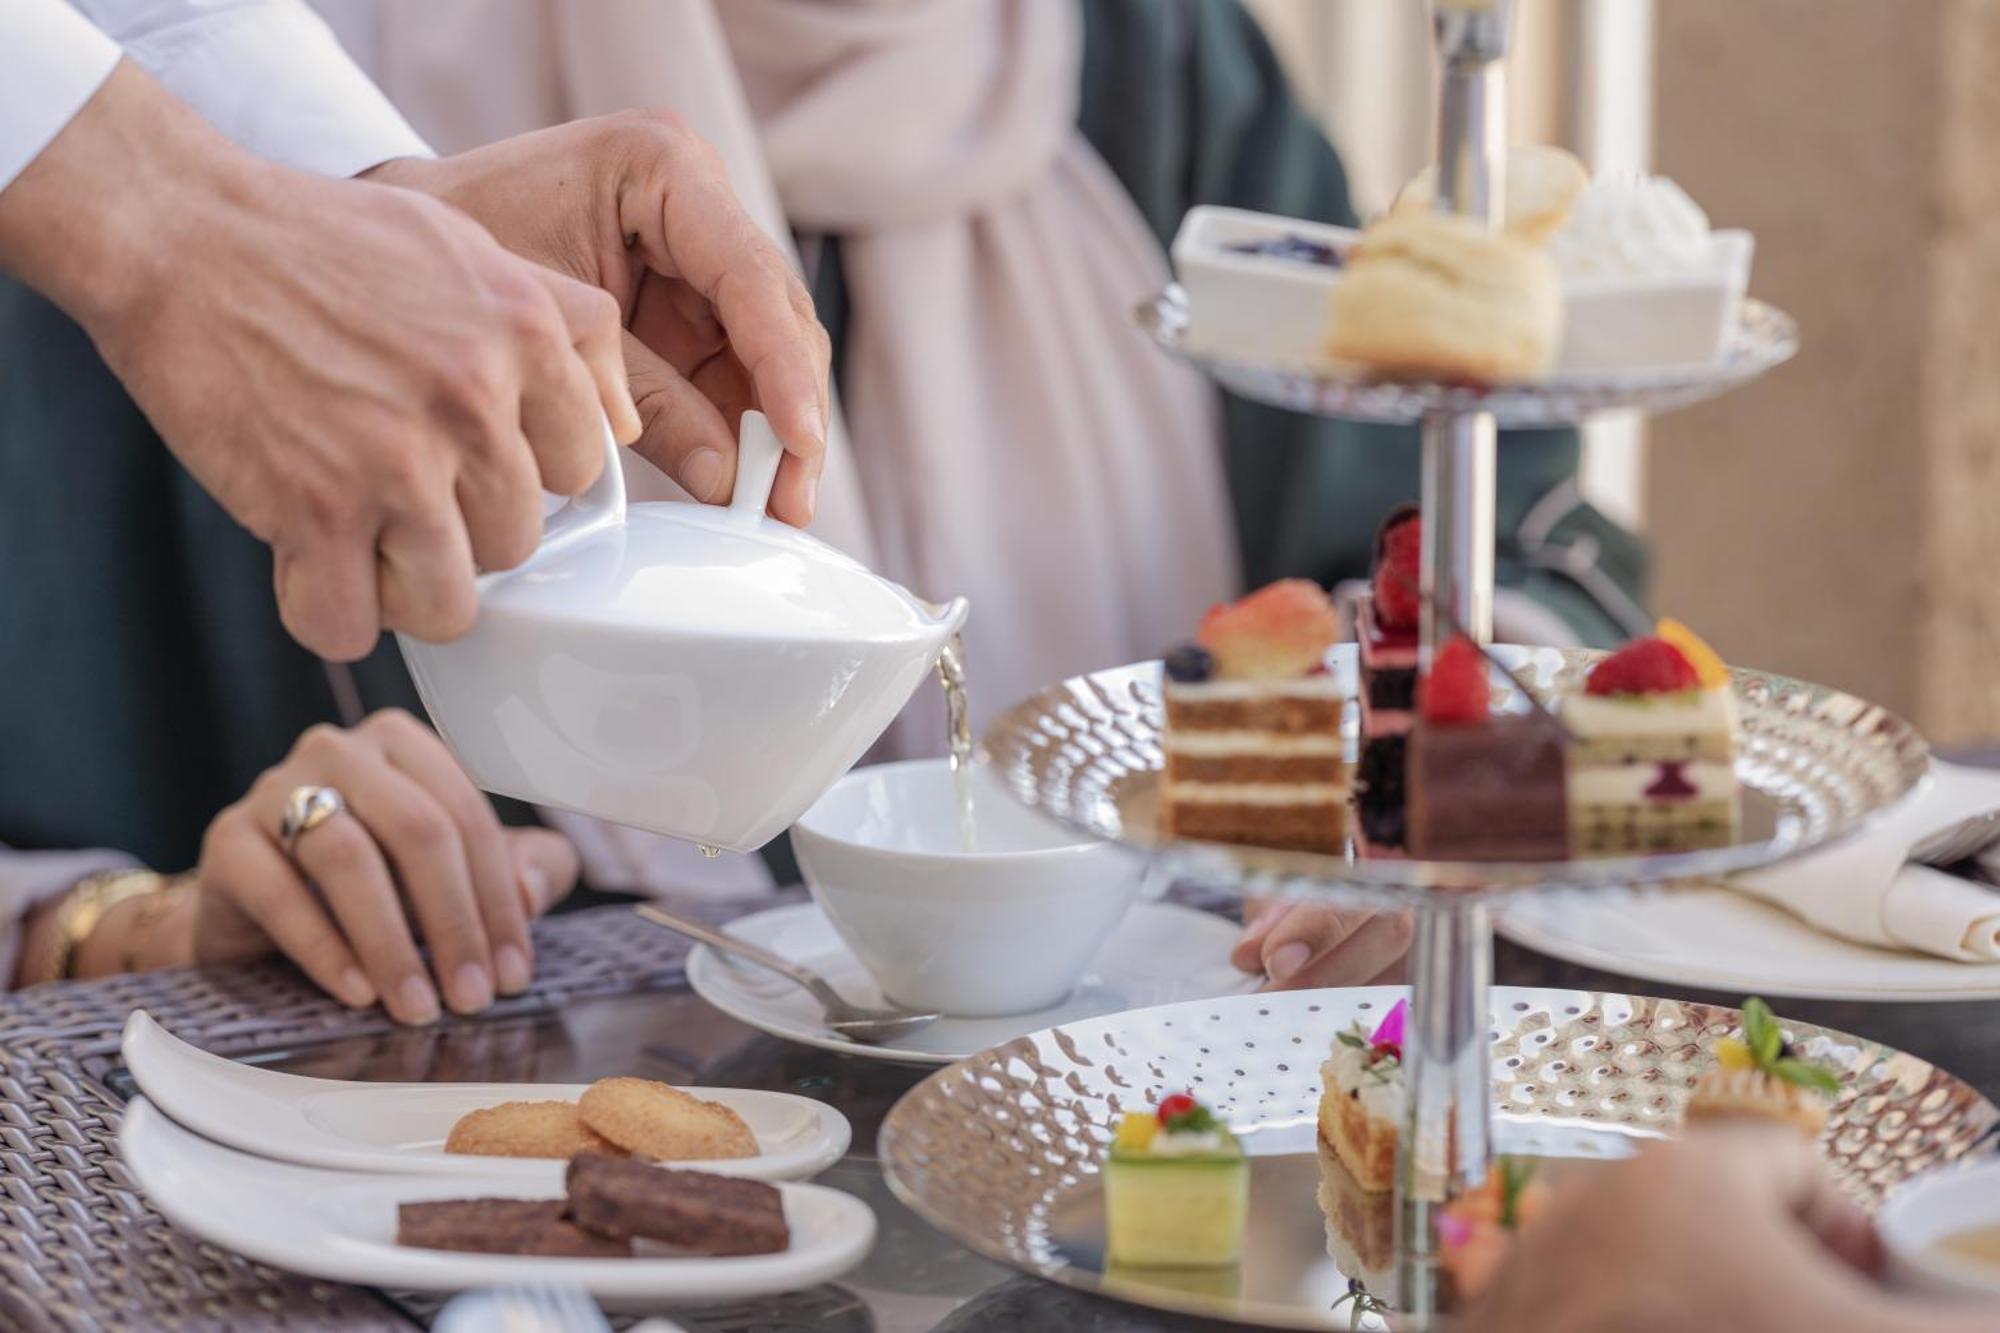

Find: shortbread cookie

[1390,143,1588,243]
[578,1077,759,1161]
[443,1099,625,1160]
[1328,213,1562,383]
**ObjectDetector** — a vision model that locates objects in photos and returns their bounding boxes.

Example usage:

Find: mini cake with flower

[1354,507,1421,857]
[1686,997,1840,1139]
[1318,999,1407,1192]
[1160,579,1347,854]
[1103,1093,1249,1268]
[1438,1156,1550,1302]
[1561,620,1740,853]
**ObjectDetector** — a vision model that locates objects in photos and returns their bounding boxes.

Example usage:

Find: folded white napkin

[1727,761,2000,962]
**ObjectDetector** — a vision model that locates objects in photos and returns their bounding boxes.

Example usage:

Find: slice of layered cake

[1318,999,1406,1193]
[1161,580,1346,854]
[1354,508,1420,857]
[1562,621,1740,853]
[1406,637,1570,861]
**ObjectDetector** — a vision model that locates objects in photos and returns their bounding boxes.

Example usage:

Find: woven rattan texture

[0,905,692,1332]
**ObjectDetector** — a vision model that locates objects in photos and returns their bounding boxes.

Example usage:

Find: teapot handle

[534,413,628,556]
[730,411,785,518]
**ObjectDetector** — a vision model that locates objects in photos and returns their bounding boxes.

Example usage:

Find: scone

[1390,143,1589,243]
[577,1077,759,1161]
[1327,214,1562,383]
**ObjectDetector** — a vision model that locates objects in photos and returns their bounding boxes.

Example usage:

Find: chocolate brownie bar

[565,1155,790,1256]
[396,1198,632,1258]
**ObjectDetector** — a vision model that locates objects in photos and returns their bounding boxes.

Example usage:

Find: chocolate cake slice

[396,1198,632,1258]
[1406,717,1568,861]
[565,1155,790,1256]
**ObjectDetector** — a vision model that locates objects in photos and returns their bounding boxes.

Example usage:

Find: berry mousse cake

[1354,507,1421,857]
[1685,997,1839,1140]
[1104,1093,1249,1268]
[1160,579,1347,854]
[1318,999,1406,1193]
[1406,637,1570,861]
[1560,620,1740,854]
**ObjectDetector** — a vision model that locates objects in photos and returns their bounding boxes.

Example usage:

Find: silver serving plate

[981,647,1928,905]
[880,987,1998,1331]
[1138,286,1800,429]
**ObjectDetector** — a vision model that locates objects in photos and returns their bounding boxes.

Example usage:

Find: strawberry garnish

[1419,636,1490,724]
[1585,637,1700,696]
[1372,507,1422,630]
[1195,579,1340,680]
[1155,1092,1198,1125]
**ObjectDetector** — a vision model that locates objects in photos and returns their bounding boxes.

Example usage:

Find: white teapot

[399,413,968,853]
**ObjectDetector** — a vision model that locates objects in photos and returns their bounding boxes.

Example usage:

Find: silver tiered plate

[982,646,1928,905]
[1138,286,1800,428]
[879,988,1999,1332]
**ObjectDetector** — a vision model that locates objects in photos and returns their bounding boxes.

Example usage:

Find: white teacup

[791,759,1145,1017]
[1878,1160,2000,1300]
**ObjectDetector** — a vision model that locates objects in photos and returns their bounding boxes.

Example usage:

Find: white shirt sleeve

[0,1,122,192]
[0,0,430,196]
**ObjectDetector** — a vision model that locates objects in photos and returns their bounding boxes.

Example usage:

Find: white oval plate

[687,901,1255,1066]
[122,1011,850,1180]
[120,1098,874,1304]
[1497,887,2000,1002]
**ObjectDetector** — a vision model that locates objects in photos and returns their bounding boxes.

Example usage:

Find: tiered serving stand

[938,1,1933,1323]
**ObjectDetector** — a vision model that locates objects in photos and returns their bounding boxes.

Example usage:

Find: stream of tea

[938,631,977,851]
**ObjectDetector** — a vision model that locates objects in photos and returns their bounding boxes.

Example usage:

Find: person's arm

[2,845,142,987]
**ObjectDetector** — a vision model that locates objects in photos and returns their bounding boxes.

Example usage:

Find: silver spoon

[1913,810,2000,868]
[634,905,940,1045]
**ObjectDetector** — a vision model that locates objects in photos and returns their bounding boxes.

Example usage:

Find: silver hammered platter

[982,647,1928,905]
[879,987,1998,1332]
[1138,286,1799,428]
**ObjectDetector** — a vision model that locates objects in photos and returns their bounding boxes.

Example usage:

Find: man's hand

[1466,1128,1994,1333]
[367,110,832,526]
[0,62,641,660]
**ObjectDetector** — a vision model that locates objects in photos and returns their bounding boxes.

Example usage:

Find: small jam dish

[1169,206,1356,371]
[1877,1158,2000,1300]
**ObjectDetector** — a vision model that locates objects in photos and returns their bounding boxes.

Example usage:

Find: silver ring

[279,785,346,857]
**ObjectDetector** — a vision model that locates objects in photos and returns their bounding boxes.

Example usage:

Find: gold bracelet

[42,869,174,982]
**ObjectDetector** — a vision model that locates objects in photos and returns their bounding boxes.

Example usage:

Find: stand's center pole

[1398,1,1513,1317]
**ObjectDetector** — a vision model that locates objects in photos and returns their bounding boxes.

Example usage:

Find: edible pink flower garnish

[1370,999,1408,1053]
[1436,1212,1475,1250]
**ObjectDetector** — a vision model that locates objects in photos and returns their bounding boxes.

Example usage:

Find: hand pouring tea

[398,413,969,853]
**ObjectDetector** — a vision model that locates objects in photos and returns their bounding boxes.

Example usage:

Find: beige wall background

[1244,0,2000,744]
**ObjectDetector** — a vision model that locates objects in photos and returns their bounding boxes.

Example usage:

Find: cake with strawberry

[1354,507,1421,856]
[1317,999,1406,1193]
[1161,579,1346,854]
[1407,636,1570,861]
[1103,1093,1249,1268]
[1561,620,1740,854]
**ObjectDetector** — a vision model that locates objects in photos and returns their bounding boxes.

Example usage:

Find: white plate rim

[121,1010,851,1179]
[686,900,1253,1066]
[1496,890,2000,1002]
[118,1097,875,1301]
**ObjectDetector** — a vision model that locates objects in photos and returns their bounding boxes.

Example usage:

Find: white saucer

[687,901,1255,1065]
[1499,886,2000,1002]
[121,1011,849,1181]
[119,1098,874,1304]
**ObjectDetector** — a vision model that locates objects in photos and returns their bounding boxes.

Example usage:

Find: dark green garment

[0,0,1643,873]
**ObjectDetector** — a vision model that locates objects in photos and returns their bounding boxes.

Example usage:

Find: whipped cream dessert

[1548,173,1716,282]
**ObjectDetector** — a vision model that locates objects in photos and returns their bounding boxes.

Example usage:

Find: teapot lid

[479,413,959,642]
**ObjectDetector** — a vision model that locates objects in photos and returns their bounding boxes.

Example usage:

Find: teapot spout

[919,596,972,639]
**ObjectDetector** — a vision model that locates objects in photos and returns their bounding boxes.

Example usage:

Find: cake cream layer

[1573,798,1739,853]
[1322,1039,1405,1123]
[1164,731,1341,756]
[1163,781,1347,804]
[1571,734,1734,765]
[1567,760,1735,805]
[1561,688,1736,738]
[1164,677,1345,701]
[1357,694,1412,739]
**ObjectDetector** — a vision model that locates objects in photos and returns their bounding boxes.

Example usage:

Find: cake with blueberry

[1354,507,1421,857]
[1561,620,1740,854]
[1161,580,1346,854]
[1406,637,1570,861]
[1103,1093,1249,1268]
[1686,997,1838,1139]
[1317,999,1406,1193]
